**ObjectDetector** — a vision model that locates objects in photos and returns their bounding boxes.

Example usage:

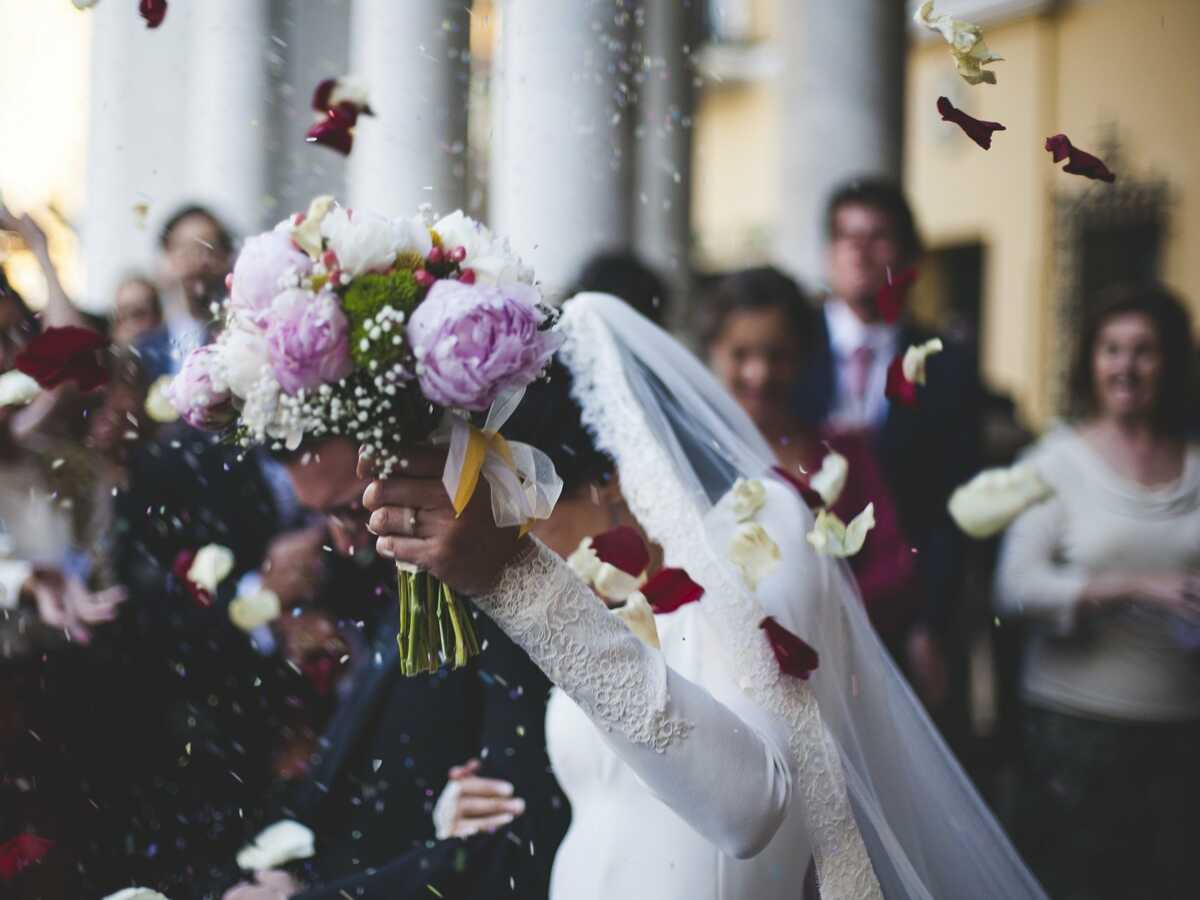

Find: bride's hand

[432,757,526,839]
[359,445,527,595]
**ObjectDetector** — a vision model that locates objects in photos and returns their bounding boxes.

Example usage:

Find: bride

[363,293,1046,899]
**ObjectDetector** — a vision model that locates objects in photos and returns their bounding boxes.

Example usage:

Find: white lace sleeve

[478,538,792,859]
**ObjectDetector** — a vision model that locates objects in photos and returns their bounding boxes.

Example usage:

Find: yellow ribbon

[449,422,532,537]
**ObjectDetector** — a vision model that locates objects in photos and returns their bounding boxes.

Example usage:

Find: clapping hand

[359,445,527,595]
[432,757,527,839]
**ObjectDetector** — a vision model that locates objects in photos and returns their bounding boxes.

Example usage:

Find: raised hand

[433,757,527,839]
[359,445,527,596]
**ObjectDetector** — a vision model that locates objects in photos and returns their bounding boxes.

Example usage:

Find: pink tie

[849,345,874,403]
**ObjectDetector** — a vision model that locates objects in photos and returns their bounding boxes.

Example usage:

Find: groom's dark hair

[502,357,614,495]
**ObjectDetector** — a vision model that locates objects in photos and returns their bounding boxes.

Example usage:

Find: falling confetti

[139,0,167,29]
[936,96,1006,150]
[1044,133,1116,182]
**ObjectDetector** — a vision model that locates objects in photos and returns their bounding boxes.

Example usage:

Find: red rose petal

[760,616,819,680]
[641,568,704,614]
[589,525,651,577]
[875,267,917,324]
[139,0,167,28]
[306,103,362,156]
[14,325,110,392]
[937,96,1006,150]
[884,355,918,407]
[771,465,824,510]
[171,549,212,609]
[0,834,54,881]
[311,78,337,112]
[1045,133,1116,183]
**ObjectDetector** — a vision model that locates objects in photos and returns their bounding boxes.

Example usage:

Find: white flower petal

[236,819,315,871]
[0,370,40,407]
[729,522,781,589]
[432,210,533,286]
[102,890,170,900]
[229,588,282,633]
[914,1,1003,85]
[808,451,848,508]
[807,503,875,558]
[730,477,767,522]
[187,545,234,593]
[612,591,660,648]
[901,338,944,386]
[566,538,602,584]
[144,375,180,423]
[948,463,1052,538]
[290,195,335,260]
[592,562,646,602]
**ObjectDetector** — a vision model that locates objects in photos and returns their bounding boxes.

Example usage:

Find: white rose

[229,588,282,632]
[612,592,660,648]
[236,819,315,871]
[0,370,40,407]
[948,463,1052,538]
[809,451,848,508]
[807,504,875,558]
[901,338,944,386]
[320,206,423,277]
[730,478,766,522]
[390,213,434,260]
[433,210,533,286]
[729,522,781,589]
[188,544,234,593]
[144,375,180,423]
[103,890,170,900]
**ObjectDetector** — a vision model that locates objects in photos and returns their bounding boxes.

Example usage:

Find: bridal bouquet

[170,196,563,674]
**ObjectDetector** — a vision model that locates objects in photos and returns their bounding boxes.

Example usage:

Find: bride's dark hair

[502,356,614,495]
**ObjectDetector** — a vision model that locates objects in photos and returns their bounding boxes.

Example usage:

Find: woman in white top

[366,294,1046,899]
[995,284,1200,900]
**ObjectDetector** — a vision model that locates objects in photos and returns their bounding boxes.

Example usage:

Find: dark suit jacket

[270,600,567,900]
[795,310,981,637]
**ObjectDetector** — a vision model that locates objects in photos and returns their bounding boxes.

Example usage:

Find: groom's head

[280,437,374,558]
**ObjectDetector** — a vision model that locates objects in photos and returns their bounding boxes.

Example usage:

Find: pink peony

[169,346,235,430]
[407,280,561,412]
[265,289,353,394]
[230,229,312,325]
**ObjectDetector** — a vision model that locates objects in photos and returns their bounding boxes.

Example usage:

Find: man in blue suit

[794,178,981,743]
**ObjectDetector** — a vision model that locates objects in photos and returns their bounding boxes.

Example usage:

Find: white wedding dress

[472,294,1047,900]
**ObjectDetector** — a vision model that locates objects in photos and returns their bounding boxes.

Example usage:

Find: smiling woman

[995,284,1200,900]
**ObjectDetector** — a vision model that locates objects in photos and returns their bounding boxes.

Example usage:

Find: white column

[633,1,697,311]
[189,0,273,237]
[346,0,469,217]
[490,0,633,297]
[83,1,195,306]
[776,0,907,285]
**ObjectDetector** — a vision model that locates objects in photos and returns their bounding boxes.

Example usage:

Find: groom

[220,436,567,900]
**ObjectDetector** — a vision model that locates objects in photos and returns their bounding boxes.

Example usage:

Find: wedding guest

[571,251,671,325]
[0,201,88,329]
[216,436,567,900]
[793,177,981,729]
[111,274,164,346]
[137,204,233,379]
[995,284,1200,900]
[702,266,919,641]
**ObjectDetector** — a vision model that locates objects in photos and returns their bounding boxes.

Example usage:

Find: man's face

[284,438,374,558]
[162,213,231,316]
[825,203,909,321]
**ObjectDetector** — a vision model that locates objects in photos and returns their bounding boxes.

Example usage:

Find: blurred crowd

[2,179,1198,900]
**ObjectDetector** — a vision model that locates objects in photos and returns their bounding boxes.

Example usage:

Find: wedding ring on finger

[403,507,420,537]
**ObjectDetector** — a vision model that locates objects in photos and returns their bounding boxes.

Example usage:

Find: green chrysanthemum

[343,270,420,368]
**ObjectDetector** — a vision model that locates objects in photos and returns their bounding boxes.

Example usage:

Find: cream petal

[809,451,849,508]
[144,375,180,423]
[914,0,1003,85]
[236,819,316,871]
[730,477,767,522]
[592,562,646,602]
[0,370,40,407]
[807,503,875,558]
[948,463,1053,538]
[290,195,335,260]
[729,522,782,589]
[566,538,602,584]
[228,588,282,632]
[187,544,234,593]
[612,592,661,649]
[901,338,944,385]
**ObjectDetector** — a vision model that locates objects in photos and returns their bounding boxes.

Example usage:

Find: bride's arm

[476,537,791,859]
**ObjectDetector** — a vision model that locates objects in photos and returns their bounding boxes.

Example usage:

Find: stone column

[633,1,698,312]
[776,0,907,285]
[346,0,470,217]
[189,0,273,238]
[490,0,633,297]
